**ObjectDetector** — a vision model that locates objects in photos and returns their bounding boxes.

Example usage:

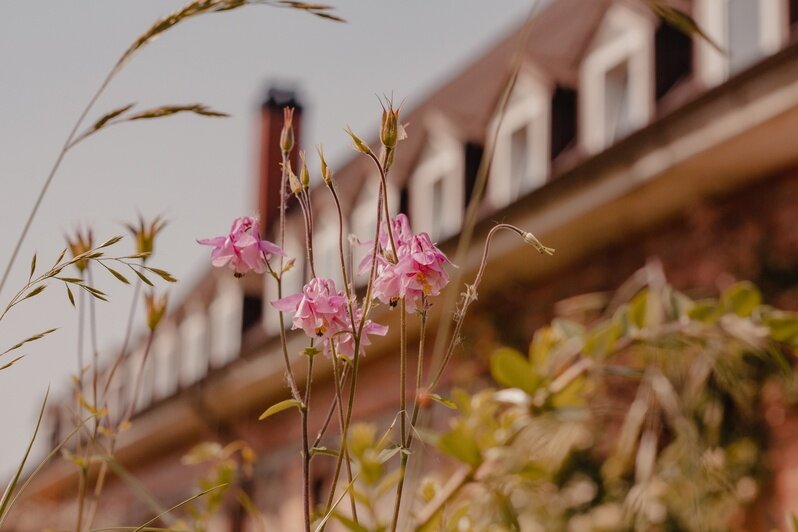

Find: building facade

[11,0,798,530]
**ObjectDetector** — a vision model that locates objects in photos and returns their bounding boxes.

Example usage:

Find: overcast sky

[0,0,532,474]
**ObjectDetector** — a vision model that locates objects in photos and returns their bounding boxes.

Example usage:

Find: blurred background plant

[404,262,798,531]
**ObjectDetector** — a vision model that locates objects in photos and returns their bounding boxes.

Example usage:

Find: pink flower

[362,215,453,311]
[332,308,389,360]
[400,232,452,304]
[198,216,284,277]
[272,277,349,339]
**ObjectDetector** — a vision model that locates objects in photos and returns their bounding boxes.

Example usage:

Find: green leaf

[763,311,798,344]
[258,399,303,420]
[21,285,46,301]
[332,511,368,532]
[145,267,177,283]
[438,423,481,468]
[132,268,154,287]
[1,328,57,357]
[0,356,24,371]
[628,290,648,329]
[28,253,36,281]
[646,1,723,53]
[689,299,722,323]
[428,393,457,410]
[490,348,540,395]
[310,447,339,458]
[0,387,48,520]
[99,235,124,248]
[127,104,229,121]
[721,282,762,317]
[105,266,130,284]
[92,103,136,130]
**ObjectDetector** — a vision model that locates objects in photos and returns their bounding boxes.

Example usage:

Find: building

[10,0,798,529]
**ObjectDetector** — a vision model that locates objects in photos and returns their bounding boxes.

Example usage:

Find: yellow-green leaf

[258,399,302,420]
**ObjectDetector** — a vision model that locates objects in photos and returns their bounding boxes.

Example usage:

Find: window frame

[409,127,464,242]
[579,3,654,154]
[209,278,243,368]
[695,0,788,87]
[489,74,551,208]
[179,307,210,387]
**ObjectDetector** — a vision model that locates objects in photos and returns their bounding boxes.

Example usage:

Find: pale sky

[0,0,532,474]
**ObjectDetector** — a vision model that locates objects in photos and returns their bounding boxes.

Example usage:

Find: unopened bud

[523,232,555,255]
[380,107,400,149]
[317,145,333,185]
[286,161,302,195]
[345,126,371,155]
[144,291,168,332]
[280,107,295,153]
[66,227,94,273]
[125,215,166,262]
[299,150,310,189]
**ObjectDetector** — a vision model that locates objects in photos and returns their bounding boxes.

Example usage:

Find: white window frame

[580,4,654,154]
[210,278,243,368]
[696,0,788,87]
[410,128,464,242]
[152,323,179,401]
[489,74,550,208]
[180,307,209,387]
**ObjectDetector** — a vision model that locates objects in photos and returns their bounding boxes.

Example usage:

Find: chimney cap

[261,86,303,111]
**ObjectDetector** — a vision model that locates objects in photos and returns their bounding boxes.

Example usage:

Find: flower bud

[380,107,400,149]
[280,107,295,153]
[66,227,93,272]
[286,161,302,196]
[317,145,333,185]
[125,215,166,262]
[144,291,168,332]
[345,126,372,155]
[523,232,555,255]
[299,150,310,189]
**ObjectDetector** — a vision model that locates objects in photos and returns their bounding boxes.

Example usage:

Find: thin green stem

[101,277,142,411]
[301,354,314,532]
[330,347,359,522]
[312,363,349,449]
[390,298,408,532]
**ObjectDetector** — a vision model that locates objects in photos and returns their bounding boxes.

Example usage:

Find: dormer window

[580,4,654,154]
[180,308,209,387]
[696,0,787,86]
[152,325,178,400]
[410,127,464,242]
[490,75,550,207]
[351,178,398,284]
[210,279,243,367]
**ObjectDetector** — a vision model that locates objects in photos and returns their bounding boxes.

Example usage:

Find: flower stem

[301,353,314,532]
[390,297,408,531]
[330,347,359,522]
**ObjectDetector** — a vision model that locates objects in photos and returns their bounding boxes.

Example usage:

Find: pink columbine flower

[272,277,349,339]
[361,214,453,311]
[332,308,389,360]
[198,216,284,277]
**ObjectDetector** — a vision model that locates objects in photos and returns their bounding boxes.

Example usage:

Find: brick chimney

[257,87,303,236]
